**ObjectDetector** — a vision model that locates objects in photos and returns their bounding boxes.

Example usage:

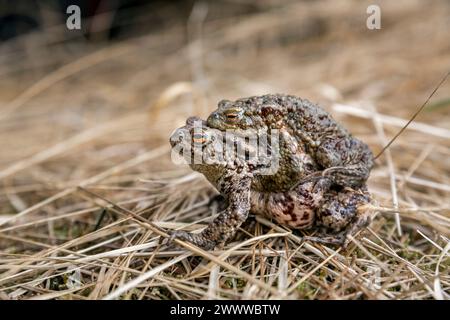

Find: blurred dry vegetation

[0,0,449,300]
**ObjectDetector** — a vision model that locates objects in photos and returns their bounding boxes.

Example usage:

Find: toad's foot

[303,233,346,246]
[298,166,369,190]
[291,172,332,194]
[321,165,370,188]
[302,218,370,248]
[168,230,218,250]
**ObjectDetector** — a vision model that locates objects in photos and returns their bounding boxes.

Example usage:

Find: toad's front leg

[169,173,252,250]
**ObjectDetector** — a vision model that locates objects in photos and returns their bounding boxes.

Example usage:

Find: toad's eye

[192,131,208,144]
[224,108,243,123]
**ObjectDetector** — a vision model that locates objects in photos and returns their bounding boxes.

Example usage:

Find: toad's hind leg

[308,187,372,247]
[315,137,374,188]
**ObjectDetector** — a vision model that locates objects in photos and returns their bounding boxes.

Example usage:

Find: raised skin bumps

[207,94,374,188]
[169,116,371,249]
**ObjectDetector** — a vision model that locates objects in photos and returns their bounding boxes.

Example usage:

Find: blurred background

[1,0,449,171]
[0,0,449,300]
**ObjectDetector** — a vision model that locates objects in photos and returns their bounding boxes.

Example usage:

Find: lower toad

[168,117,371,249]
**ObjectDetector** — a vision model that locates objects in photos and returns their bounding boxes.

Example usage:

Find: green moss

[296,282,315,299]
[48,275,67,291]
[223,277,246,289]
[398,249,421,260]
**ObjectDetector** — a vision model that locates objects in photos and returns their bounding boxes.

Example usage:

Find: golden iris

[192,132,207,144]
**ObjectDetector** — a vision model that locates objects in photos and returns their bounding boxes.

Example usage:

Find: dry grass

[0,0,449,300]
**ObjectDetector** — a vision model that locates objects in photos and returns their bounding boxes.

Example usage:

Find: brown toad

[169,117,371,249]
[207,94,374,188]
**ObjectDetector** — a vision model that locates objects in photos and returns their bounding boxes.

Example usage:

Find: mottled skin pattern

[169,117,371,249]
[207,94,374,189]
